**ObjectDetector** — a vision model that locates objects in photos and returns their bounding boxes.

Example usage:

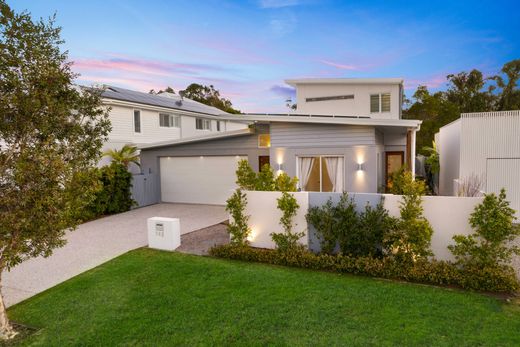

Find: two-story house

[137,78,421,205]
[99,86,249,168]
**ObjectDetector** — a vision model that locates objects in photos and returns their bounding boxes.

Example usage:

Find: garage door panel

[160,156,245,205]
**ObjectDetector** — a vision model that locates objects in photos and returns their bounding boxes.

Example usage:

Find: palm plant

[103,144,140,168]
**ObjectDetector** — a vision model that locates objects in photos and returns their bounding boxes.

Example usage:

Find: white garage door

[160,156,246,205]
[487,158,520,218]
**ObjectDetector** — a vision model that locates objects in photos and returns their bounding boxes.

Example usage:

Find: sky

[9,0,520,112]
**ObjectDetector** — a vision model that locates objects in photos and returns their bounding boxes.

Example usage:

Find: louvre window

[381,93,391,112]
[370,93,391,113]
[370,94,380,113]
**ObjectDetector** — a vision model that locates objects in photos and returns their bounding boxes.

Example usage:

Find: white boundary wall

[382,194,483,261]
[244,191,309,249]
[242,191,484,262]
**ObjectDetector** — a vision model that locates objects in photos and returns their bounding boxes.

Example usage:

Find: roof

[217,113,421,129]
[101,86,229,116]
[285,78,403,87]
[139,127,254,150]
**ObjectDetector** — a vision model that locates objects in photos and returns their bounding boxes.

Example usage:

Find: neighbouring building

[437,110,520,217]
[137,78,421,205]
[99,86,249,167]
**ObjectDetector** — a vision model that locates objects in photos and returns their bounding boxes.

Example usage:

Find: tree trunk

[0,273,17,340]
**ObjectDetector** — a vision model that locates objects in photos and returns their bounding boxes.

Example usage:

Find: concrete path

[3,203,227,307]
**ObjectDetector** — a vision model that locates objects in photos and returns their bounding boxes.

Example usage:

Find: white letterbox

[147,217,181,251]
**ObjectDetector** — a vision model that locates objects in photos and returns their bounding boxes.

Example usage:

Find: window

[133,110,141,133]
[258,134,271,148]
[159,113,180,128]
[216,121,221,132]
[381,93,391,112]
[196,118,211,130]
[370,93,391,113]
[298,156,344,192]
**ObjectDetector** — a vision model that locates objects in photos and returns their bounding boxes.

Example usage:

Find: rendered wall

[294,83,401,119]
[244,191,309,249]
[243,191,484,262]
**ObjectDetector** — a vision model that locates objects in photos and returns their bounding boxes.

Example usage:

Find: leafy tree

[0,2,110,339]
[404,59,520,154]
[271,192,304,252]
[385,171,433,261]
[180,83,241,114]
[449,189,520,269]
[493,59,520,110]
[103,144,140,168]
[149,86,175,95]
[235,159,257,190]
[225,189,251,246]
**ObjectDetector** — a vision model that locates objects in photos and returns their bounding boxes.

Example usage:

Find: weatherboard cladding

[101,86,228,116]
[270,122,375,147]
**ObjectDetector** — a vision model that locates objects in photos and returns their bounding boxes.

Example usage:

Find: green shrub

[306,199,337,254]
[275,171,298,192]
[306,196,396,257]
[385,171,433,261]
[448,189,520,287]
[225,189,251,246]
[236,159,257,190]
[235,159,297,192]
[209,244,519,293]
[334,193,359,255]
[83,163,134,220]
[271,192,304,252]
[354,200,397,258]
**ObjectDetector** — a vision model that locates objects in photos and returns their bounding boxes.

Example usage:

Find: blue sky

[10,0,520,112]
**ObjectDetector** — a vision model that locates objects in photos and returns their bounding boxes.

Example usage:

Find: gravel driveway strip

[2,203,227,307]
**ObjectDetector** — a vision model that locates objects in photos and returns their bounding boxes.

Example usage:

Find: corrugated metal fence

[131,173,159,208]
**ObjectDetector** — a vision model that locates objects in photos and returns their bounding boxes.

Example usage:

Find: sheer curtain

[298,157,315,191]
[324,157,344,192]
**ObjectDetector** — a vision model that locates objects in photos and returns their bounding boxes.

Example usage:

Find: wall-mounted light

[278,163,284,171]
[357,163,365,171]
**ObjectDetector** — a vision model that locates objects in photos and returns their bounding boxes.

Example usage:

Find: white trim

[218,114,421,129]
[285,78,403,87]
[138,128,253,149]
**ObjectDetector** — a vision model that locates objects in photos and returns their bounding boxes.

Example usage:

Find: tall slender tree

[0,1,110,338]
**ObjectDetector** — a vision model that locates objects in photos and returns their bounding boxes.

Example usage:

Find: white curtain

[298,157,315,191]
[324,157,344,192]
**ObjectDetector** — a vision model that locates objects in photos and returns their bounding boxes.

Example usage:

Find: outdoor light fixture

[278,163,284,171]
[357,163,365,171]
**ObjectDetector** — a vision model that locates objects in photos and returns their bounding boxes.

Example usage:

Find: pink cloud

[405,74,447,90]
[319,60,359,70]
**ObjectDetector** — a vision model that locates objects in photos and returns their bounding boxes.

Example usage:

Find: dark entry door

[259,156,270,171]
[386,151,404,189]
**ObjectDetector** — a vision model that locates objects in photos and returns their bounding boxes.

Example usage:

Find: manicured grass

[8,248,520,346]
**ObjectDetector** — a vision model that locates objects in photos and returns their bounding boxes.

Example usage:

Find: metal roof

[139,128,254,150]
[101,86,229,116]
[285,78,403,87]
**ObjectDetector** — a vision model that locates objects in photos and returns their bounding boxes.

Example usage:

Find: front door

[258,156,270,171]
[386,152,404,189]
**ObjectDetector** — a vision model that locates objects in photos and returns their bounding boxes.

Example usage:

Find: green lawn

[8,249,520,346]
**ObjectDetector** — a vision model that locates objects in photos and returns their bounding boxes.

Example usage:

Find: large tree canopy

[404,59,520,154]
[179,83,241,114]
[0,1,110,338]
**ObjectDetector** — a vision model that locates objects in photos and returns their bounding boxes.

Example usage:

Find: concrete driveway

[2,203,227,307]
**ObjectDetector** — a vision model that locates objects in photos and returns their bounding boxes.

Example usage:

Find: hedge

[209,244,520,293]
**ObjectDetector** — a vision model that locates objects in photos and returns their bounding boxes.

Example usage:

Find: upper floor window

[196,118,211,130]
[370,93,391,113]
[133,110,141,133]
[258,134,271,148]
[159,113,180,128]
